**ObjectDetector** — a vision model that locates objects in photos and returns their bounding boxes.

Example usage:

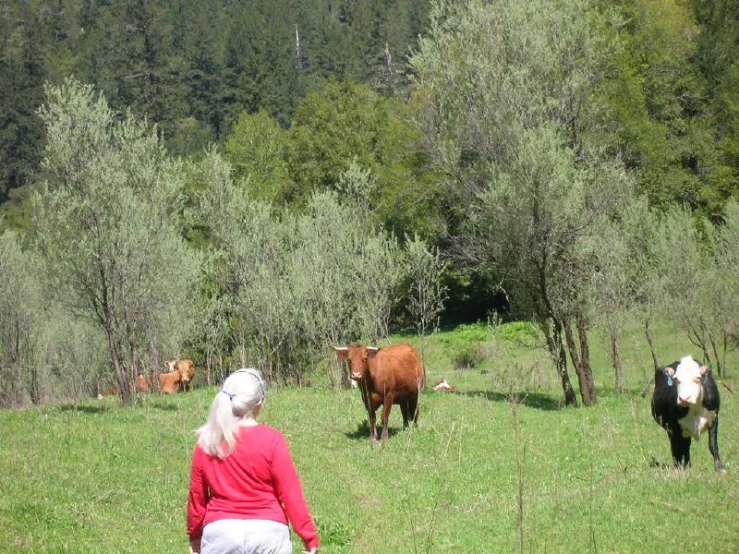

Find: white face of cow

[672,356,706,407]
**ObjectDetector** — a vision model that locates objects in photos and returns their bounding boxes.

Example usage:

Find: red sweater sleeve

[186,446,209,540]
[270,434,319,551]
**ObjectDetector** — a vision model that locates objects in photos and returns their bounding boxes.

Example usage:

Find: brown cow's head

[178,359,195,383]
[333,344,379,381]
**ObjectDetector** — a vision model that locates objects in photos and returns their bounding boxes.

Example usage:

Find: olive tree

[199,150,408,387]
[288,190,406,387]
[654,202,739,377]
[711,201,739,374]
[0,230,44,406]
[405,233,448,338]
[196,148,288,378]
[410,0,631,406]
[34,78,203,405]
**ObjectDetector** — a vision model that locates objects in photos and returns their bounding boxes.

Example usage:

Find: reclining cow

[651,355,725,471]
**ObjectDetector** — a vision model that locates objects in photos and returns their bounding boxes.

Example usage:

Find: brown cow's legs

[368,408,378,442]
[409,396,419,425]
[380,395,394,442]
[399,402,409,427]
[361,384,378,442]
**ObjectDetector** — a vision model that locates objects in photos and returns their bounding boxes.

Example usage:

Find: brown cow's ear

[366,347,379,360]
[333,347,349,360]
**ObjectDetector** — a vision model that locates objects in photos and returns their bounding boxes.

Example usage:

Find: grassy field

[1,323,738,553]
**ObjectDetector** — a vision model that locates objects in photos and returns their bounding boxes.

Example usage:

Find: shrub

[452,345,486,370]
[495,321,543,348]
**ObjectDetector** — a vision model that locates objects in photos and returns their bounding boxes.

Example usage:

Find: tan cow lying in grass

[432,378,457,392]
[97,373,151,399]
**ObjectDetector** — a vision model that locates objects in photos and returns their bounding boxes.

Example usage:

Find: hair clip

[220,390,234,400]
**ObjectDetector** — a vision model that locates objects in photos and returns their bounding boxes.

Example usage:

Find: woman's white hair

[196,368,266,458]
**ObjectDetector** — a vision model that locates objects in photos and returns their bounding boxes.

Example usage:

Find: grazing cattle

[432,378,457,393]
[651,355,725,471]
[333,342,425,442]
[177,359,196,392]
[158,370,182,395]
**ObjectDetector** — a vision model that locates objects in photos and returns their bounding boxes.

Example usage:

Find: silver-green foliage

[652,203,739,374]
[0,230,44,406]
[604,199,739,376]
[412,0,630,312]
[33,78,203,401]
[405,233,448,336]
[197,148,290,375]
[412,0,617,173]
[199,150,407,384]
[411,0,632,404]
[0,228,109,406]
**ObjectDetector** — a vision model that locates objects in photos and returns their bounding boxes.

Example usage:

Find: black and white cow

[651,355,725,471]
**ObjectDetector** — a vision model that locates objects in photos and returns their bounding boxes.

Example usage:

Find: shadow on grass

[146,401,180,412]
[59,403,110,414]
[648,457,672,470]
[343,419,403,441]
[456,390,563,411]
[58,400,180,413]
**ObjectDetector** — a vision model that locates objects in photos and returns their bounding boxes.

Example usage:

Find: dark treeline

[2,0,739,407]
[0,0,427,197]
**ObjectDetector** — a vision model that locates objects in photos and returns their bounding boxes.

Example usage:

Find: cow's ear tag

[667,376,673,386]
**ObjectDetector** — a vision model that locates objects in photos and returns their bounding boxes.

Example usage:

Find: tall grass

[1,322,737,553]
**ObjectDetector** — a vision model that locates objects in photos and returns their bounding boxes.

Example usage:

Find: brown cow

[158,370,182,394]
[177,359,196,392]
[135,374,151,393]
[333,342,425,442]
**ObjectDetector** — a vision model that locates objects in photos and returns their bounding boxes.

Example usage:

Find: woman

[187,368,319,554]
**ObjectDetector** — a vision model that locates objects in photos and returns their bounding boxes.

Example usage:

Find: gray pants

[201,519,293,554]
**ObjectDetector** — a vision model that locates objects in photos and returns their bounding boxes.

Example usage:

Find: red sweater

[187,424,319,550]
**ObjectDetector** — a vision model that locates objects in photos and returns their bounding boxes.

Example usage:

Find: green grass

[2,323,738,553]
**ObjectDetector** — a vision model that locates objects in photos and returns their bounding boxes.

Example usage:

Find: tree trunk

[563,314,596,406]
[609,321,623,395]
[708,333,723,377]
[644,317,660,371]
[542,317,578,407]
[576,311,596,405]
[12,320,24,407]
[107,329,131,406]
